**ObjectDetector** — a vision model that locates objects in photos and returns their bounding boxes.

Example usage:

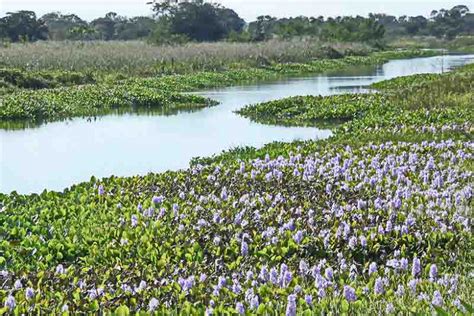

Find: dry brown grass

[0,40,372,75]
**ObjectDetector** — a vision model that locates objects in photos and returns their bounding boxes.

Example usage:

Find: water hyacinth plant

[0,138,473,314]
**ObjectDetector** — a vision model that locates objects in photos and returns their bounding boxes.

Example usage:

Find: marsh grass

[388,35,474,53]
[0,40,373,76]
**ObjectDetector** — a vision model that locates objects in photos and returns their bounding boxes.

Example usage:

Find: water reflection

[0,104,215,131]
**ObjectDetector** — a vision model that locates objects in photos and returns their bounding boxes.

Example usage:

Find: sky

[0,0,468,21]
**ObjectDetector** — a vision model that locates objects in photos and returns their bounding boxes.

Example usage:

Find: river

[1,54,473,193]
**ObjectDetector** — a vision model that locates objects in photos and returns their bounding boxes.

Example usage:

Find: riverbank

[0,50,436,123]
[0,55,473,314]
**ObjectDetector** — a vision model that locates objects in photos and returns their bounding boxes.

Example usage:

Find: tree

[0,11,48,42]
[404,16,428,35]
[149,0,245,42]
[41,12,88,40]
[91,12,124,40]
[429,5,470,39]
[248,16,277,41]
[114,17,157,40]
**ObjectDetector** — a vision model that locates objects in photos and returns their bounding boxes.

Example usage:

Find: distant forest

[0,1,472,44]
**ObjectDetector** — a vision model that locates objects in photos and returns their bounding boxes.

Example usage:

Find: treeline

[0,1,472,44]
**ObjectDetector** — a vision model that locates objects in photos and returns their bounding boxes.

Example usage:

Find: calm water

[1,54,473,194]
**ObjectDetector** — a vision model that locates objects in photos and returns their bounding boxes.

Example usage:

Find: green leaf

[115,305,130,316]
[460,300,473,313]
[434,306,449,316]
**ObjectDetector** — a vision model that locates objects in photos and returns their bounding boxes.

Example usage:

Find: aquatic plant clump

[0,140,472,314]
[0,82,217,121]
[237,94,385,126]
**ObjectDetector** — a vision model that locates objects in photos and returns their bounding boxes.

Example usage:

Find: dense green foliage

[0,82,215,121]
[237,94,384,126]
[1,3,471,44]
[0,68,95,90]
[149,1,244,43]
[248,15,386,43]
[244,5,473,43]
[0,11,48,42]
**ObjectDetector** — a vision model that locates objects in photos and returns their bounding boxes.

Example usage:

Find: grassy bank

[0,49,437,123]
[388,35,474,53]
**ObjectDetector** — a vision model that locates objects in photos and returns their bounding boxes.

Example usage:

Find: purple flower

[232,280,242,294]
[282,270,293,288]
[432,290,443,307]
[199,273,207,283]
[294,285,302,293]
[318,288,326,298]
[98,185,105,196]
[374,277,384,295]
[453,298,466,312]
[343,285,357,302]
[305,294,313,306]
[25,287,35,300]
[395,284,405,297]
[299,260,309,276]
[408,279,418,293]
[412,258,421,277]
[386,303,395,314]
[325,267,333,280]
[285,294,297,316]
[348,236,357,249]
[137,280,147,292]
[236,302,245,315]
[400,258,409,270]
[131,215,138,227]
[293,230,304,244]
[241,241,249,256]
[270,267,279,284]
[368,262,377,276]
[218,276,227,289]
[250,295,259,309]
[429,264,438,281]
[4,295,15,310]
[56,264,65,275]
[359,235,367,247]
[152,195,163,204]
[148,298,159,311]
[259,266,269,282]
[14,279,22,289]
[220,187,228,201]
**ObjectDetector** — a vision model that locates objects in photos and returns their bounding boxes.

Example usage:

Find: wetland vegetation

[0,1,473,315]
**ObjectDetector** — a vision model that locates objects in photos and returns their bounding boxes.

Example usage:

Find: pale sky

[0,0,469,21]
